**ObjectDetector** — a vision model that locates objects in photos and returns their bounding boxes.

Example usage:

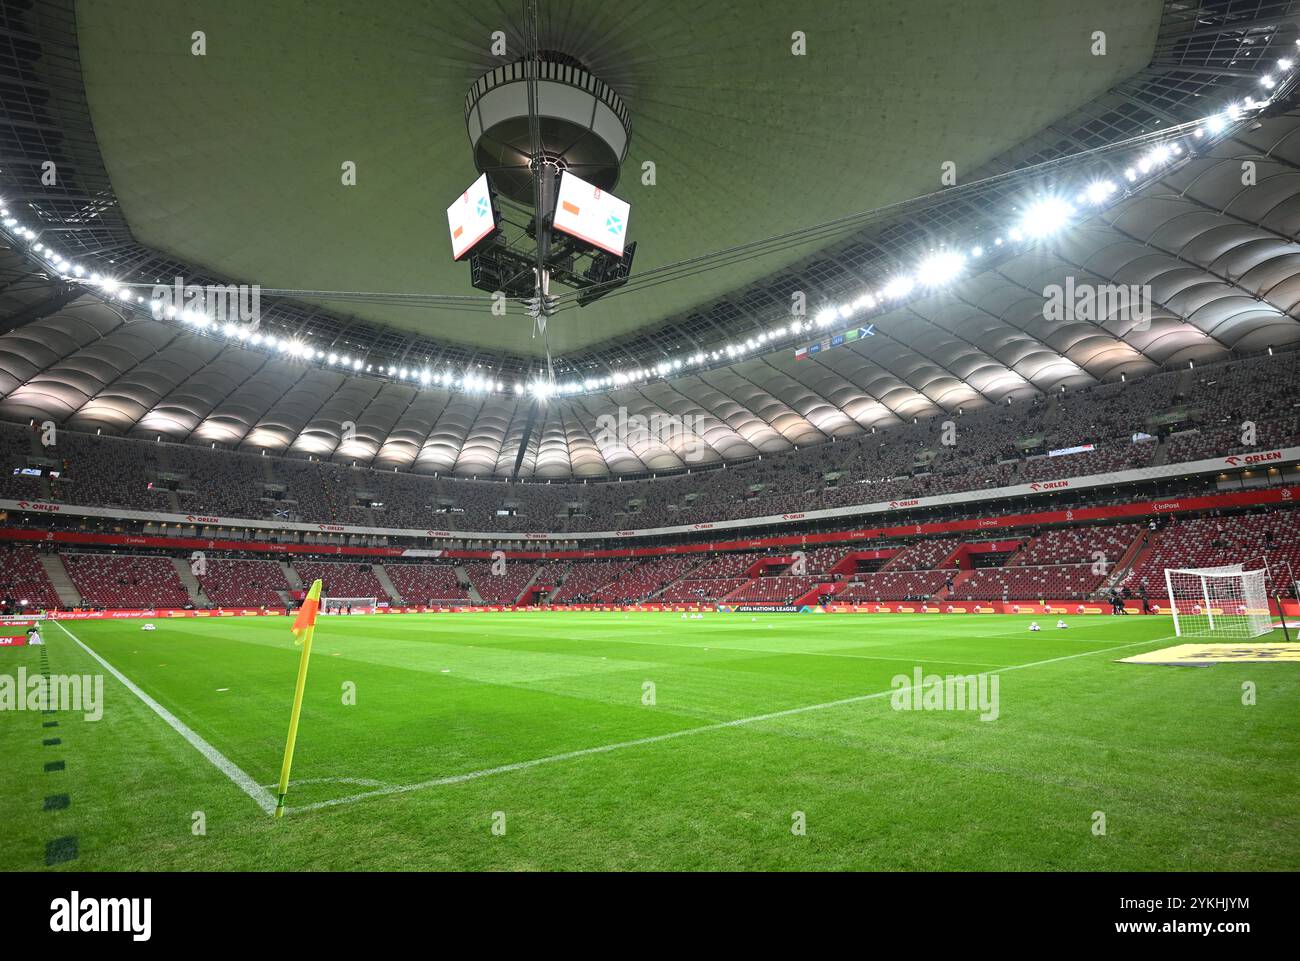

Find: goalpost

[321,596,377,613]
[1163,565,1272,639]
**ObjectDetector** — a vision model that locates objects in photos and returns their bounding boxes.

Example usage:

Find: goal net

[321,596,377,613]
[1163,565,1271,639]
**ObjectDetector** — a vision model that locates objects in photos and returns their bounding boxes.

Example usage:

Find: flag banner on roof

[794,324,874,360]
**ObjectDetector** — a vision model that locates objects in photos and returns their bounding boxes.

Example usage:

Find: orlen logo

[425,530,453,537]
[185,514,219,524]
[317,524,346,532]
[1224,450,1281,467]
[889,499,920,508]
[15,501,60,512]
[782,513,807,520]
[1029,480,1069,492]
[693,523,715,530]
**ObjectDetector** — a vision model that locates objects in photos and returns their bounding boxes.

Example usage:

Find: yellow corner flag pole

[276,578,323,818]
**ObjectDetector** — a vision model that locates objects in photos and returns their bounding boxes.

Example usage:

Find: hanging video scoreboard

[552,171,630,257]
[446,169,635,305]
[446,173,499,261]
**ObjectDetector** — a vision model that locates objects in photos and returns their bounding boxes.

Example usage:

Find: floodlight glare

[881,275,915,299]
[916,251,966,287]
[1020,198,1073,238]
[1085,180,1115,204]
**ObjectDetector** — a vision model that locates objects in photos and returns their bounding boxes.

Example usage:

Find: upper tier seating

[3,350,1296,535]
[49,433,168,512]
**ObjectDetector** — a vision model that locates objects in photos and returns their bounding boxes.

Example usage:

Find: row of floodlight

[1,60,1287,400]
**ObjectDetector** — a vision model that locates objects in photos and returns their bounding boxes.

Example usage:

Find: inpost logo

[594,408,708,462]
[50,892,151,941]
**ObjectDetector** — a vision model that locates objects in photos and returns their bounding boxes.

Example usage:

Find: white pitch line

[55,621,278,815]
[292,633,1175,814]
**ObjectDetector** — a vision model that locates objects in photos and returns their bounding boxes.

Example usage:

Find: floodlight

[915,251,965,287]
[1019,198,1073,238]
[881,275,915,299]
[1084,180,1115,204]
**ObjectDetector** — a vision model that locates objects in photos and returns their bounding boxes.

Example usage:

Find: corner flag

[291,579,321,642]
[276,578,323,818]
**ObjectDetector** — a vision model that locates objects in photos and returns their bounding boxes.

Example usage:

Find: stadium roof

[68,0,1160,358]
[2,1,1300,477]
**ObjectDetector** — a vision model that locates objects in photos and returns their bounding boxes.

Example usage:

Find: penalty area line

[292,633,1176,815]
[54,621,278,816]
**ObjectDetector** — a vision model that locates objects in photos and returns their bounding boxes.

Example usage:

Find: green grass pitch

[2,612,1297,871]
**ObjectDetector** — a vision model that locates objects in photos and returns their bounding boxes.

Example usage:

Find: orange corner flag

[277,578,323,817]
[291,579,322,642]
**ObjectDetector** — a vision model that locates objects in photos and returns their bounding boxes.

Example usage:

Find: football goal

[1163,565,1272,639]
[321,596,377,613]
